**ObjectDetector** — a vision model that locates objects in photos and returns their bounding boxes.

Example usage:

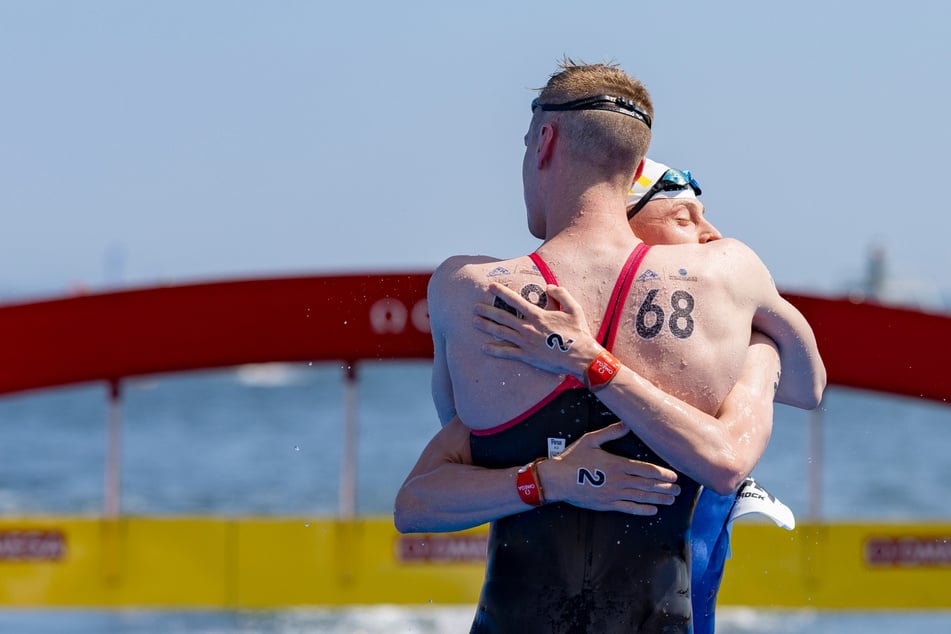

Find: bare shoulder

[428,255,520,331]
[431,255,502,284]
[429,254,508,301]
[701,237,765,264]
[700,238,774,285]
[644,238,770,284]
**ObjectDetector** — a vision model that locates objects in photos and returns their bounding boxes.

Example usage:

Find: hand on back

[539,422,680,515]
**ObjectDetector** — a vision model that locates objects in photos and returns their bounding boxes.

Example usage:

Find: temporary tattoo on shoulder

[636,269,661,282]
[668,268,698,282]
[487,266,510,277]
[515,264,544,277]
[520,283,548,308]
[493,296,523,319]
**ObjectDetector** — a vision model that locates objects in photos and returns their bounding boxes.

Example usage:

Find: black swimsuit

[469,246,701,634]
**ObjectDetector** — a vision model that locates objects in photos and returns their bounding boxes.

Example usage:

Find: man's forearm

[592,368,742,493]
[394,462,527,533]
[584,336,779,494]
[393,420,679,533]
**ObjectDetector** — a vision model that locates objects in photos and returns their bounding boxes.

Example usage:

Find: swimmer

[475,157,813,633]
[395,60,824,633]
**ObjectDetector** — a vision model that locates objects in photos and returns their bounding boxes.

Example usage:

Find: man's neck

[541,183,636,246]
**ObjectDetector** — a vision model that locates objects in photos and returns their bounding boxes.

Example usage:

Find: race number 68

[635,289,695,339]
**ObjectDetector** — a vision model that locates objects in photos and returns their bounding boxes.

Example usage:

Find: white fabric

[626,157,698,210]
[728,477,796,531]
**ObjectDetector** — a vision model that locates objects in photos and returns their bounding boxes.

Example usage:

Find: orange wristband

[516,458,546,506]
[584,350,622,392]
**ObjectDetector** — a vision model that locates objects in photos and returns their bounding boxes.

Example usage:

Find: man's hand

[539,422,680,515]
[474,282,603,380]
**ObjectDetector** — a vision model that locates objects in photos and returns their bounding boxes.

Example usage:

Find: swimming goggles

[627,168,702,219]
[531,95,652,129]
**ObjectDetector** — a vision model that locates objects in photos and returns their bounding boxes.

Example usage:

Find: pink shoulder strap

[600,243,651,350]
[528,252,558,284]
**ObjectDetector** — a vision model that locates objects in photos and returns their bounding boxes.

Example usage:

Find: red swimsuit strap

[601,243,651,351]
[469,375,583,437]
[528,252,558,285]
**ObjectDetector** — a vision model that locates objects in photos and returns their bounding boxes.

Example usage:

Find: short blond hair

[536,59,653,181]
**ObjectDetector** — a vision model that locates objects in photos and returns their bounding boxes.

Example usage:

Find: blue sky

[2,1,949,305]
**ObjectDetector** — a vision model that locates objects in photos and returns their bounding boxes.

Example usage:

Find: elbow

[707,472,745,497]
[812,366,828,408]
[393,512,414,535]
[394,485,442,534]
[394,510,425,535]
[704,452,755,496]
[800,368,828,410]
[806,386,825,410]
[393,490,419,534]
[806,359,829,408]
[778,366,828,410]
[393,505,410,534]
[707,466,753,496]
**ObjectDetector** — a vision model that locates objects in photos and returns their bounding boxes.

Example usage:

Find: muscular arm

[427,259,461,425]
[596,332,779,493]
[394,418,680,533]
[721,238,826,409]
[753,293,826,409]
[475,283,782,494]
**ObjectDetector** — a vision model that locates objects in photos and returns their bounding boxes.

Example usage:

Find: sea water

[0,362,949,632]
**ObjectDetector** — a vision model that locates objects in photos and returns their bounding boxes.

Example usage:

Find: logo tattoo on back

[493,296,523,319]
[520,283,548,308]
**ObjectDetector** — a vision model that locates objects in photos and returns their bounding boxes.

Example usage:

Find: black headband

[531,95,652,129]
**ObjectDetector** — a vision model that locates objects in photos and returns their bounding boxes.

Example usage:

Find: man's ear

[632,158,646,182]
[536,123,556,167]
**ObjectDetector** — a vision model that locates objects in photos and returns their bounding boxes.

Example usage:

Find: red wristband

[584,350,622,392]
[516,458,546,506]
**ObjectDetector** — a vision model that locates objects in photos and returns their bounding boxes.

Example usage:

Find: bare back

[429,237,775,430]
